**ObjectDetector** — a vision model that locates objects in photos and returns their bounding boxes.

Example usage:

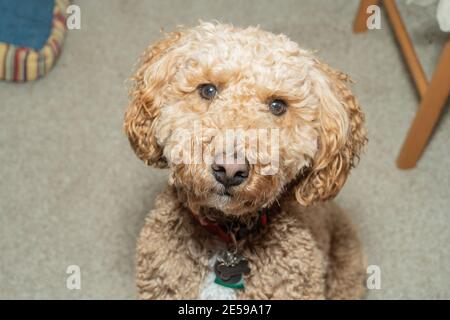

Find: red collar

[190,208,270,244]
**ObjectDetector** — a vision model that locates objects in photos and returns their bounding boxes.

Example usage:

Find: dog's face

[125,23,366,217]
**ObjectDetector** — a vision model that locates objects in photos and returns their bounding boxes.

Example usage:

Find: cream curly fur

[125,22,368,299]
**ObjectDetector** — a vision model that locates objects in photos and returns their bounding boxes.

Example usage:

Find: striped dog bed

[0,0,69,82]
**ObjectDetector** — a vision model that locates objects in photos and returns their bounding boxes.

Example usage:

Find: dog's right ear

[124,31,184,167]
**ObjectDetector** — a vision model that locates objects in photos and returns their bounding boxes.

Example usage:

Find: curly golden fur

[125,22,367,299]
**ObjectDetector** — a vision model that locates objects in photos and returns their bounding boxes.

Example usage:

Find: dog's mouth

[217,189,233,197]
[215,187,238,198]
[173,164,281,216]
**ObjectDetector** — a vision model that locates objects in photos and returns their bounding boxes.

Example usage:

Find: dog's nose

[211,158,249,188]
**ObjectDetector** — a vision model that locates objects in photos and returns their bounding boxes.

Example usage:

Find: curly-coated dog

[124,22,367,300]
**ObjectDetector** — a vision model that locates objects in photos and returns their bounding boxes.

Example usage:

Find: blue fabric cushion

[0,0,55,50]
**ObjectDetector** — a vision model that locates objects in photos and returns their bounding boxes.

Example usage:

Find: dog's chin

[198,189,272,217]
[203,197,252,217]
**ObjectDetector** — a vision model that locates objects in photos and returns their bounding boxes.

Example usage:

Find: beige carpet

[0,0,449,299]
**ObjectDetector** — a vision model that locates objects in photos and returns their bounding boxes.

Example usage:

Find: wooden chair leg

[384,0,428,98]
[396,40,450,169]
[353,0,380,33]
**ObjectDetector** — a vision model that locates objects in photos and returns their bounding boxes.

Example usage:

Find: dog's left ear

[295,60,367,206]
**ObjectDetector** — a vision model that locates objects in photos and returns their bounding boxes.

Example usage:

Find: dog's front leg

[136,207,208,299]
[237,225,328,300]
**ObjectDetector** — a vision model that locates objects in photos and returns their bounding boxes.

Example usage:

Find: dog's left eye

[269,99,287,116]
[199,84,217,100]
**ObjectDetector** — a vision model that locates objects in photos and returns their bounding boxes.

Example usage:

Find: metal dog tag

[214,251,250,289]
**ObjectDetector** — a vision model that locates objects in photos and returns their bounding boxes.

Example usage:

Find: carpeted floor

[0,0,449,299]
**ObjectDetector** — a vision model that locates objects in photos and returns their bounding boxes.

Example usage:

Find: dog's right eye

[198,84,217,100]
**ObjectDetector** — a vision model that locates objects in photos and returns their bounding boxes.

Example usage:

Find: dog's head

[125,23,366,217]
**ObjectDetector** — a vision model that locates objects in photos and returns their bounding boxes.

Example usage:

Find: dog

[124,22,367,299]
